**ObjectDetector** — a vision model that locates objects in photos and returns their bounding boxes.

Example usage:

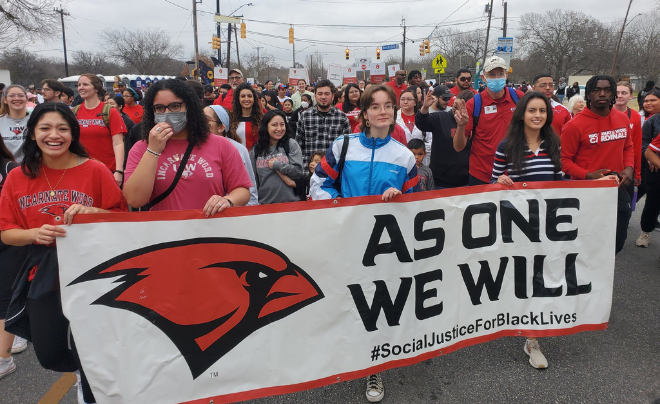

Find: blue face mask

[486,77,506,93]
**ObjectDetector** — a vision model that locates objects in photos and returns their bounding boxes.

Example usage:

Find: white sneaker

[524,338,548,369]
[636,232,650,247]
[365,373,384,402]
[11,336,27,354]
[0,357,16,379]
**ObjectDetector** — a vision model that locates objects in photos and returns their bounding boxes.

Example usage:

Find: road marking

[38,372,76,404]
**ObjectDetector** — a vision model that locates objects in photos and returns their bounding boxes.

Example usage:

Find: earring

[365,120,370,127]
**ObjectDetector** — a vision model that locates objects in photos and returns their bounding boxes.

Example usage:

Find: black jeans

[616,186,632,254]
[640,170,660,233]
[468,174,488,186]
[27,291,96,403]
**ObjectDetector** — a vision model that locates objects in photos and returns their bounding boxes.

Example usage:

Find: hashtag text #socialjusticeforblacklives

[369,311,578,361]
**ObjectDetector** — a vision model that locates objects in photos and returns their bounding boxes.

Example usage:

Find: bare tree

[617,11,660,83]
[101,28,183,75]
[305,51,327,83]
[432,28,486,75]
[71,51,122,75]
[242,50,286,84]
[0,0,61,47]
[0,48,65,85]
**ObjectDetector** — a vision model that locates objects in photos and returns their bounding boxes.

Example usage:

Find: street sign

[496,37,514,54]
[213,14,241,24]
[361,64,367,71]
[434,68,445,74]
[381,44,399,51]
[432,53,447,69]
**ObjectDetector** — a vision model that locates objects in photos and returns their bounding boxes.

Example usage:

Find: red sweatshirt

[213,88,234,109]
[626,107,643,180]
[560,108,634,180]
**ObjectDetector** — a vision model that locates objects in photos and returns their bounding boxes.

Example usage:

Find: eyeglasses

[396,73,406,76]
[6,94,26,99]
[368,103,394,112]
[537,83,556,89]
[122,94,134,98]
[590,87,613,94]
[153,102,184,113]
[459,77,472,82]
[399,97,416,102]
[228,76,242,81]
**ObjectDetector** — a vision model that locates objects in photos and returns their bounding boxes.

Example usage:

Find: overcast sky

[24,0,654,76]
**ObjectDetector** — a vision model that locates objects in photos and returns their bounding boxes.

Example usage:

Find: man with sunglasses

[448,69,477,107]
[416,86,473,189]
[532,73,571,135]
[213,68,244,109]
[385,70,408,106]
[560,74,634,254]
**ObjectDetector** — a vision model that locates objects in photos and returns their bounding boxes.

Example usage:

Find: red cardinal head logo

[68,238,324,379]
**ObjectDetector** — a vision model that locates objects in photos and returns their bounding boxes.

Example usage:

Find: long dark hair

[264,90,278,108]
[503,92,561,174]
[399,87,419,113]
[0,137,14,161]
[21,102,89,178]
[341,83,361,113]
[254,110,291,158]
[230,83,263,138]
[140,79,209,147]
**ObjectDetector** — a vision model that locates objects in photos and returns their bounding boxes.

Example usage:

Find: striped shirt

[490,139,563,183]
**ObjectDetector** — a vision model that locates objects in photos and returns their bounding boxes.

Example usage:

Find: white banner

[327,64,343,87]
[387,64,400,80]
[58,183,616,404]
[288,68,309,87]
[213,67,227,86]
[343,66,357,84]
[370,62,386,84]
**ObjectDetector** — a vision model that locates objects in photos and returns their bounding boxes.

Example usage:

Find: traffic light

[240,22,246,38]
[424,39,430,54]
[376,47,381,60]
[211,35,221,50]
[345,48,350,60]
[419,43,424,56]
[289,27,294,44]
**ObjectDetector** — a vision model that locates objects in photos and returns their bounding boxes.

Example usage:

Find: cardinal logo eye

[68,237,324,379]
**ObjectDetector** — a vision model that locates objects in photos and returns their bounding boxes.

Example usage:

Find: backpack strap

[627,107,632,119]
[508,87,520,104]
[472,93,482,131]
[333,135,350,195]
[72,104,112,129]
[144,141,194,210]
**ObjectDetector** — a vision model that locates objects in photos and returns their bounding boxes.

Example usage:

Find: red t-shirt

[125,135,252,211]
[0,159,127,232]
[626,108,643,180]
[336,103,362,133]
[560,108,634,180]
[76,103,127,171]
[214,88,234,110]
[123,104,144,124]
[385,81,408,106]
[464,88,526,182]
[550,99,572,136]
[448,85,478,107]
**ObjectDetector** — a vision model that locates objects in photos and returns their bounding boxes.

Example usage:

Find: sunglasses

[459,77,472,82]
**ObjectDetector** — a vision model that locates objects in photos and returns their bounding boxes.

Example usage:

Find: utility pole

[502,1,508,37]
[192,0,200,77]
[54,6,70,77]
[216,0,222,64]
[292,42,295,69]
[482,0,494,67]
[255,46,262,82]
[227,23,232,70]
[611,0,633,76]
[234,25,241,69]
[401,18,406,71]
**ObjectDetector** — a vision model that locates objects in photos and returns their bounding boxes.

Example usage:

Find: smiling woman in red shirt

[229,83,263,151]
[0,102,126,403]
[75,73,127,187]
[337,83,362,133]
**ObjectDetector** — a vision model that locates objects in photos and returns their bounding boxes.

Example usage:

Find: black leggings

[640,170,660,233]
[27,291,95,403]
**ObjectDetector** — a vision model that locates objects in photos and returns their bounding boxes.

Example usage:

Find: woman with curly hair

[123,79,251,213]
[229,83,263,151]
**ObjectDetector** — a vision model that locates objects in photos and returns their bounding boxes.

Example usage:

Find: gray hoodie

[250,138,303,204]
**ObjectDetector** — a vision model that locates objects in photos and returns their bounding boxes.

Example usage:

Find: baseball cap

[228,69,243,77]
[432,85,452,100]
[278,84,287,90]
[483,56,507,73]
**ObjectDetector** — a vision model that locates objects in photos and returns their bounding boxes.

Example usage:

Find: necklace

[172,144,187,161]
[43,165,69,197]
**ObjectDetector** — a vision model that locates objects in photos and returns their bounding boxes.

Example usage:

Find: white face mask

[301,101,310,109]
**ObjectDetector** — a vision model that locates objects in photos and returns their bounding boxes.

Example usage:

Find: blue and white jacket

[310,132,420,200]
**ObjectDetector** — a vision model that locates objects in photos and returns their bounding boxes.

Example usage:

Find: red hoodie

[560,107,634,180]
[213,88,234,109]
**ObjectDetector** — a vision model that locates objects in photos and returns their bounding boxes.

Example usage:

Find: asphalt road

[2,202,659,404]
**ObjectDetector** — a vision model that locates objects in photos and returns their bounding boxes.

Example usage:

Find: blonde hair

[0,84,27,116]
[568,95,585,115]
